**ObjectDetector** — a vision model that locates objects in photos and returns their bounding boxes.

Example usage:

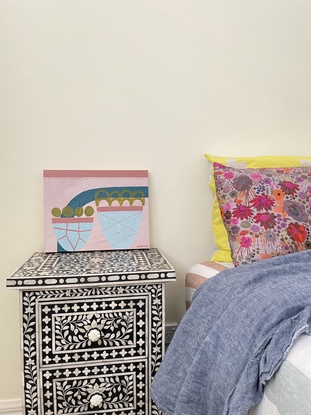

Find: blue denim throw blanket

[151,250,311,415]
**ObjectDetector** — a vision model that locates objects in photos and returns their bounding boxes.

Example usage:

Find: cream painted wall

[1,0,311,401]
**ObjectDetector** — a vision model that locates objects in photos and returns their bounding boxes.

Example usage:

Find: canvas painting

[44,170,149,252]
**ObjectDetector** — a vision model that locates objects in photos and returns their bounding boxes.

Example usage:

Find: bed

[151,154,311,415]
[184,260,311,415]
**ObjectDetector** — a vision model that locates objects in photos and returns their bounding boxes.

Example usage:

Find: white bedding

[185,261,311,415]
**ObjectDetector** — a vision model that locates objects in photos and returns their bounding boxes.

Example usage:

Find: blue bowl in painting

[52,218,94,252]
[97,206,143,249]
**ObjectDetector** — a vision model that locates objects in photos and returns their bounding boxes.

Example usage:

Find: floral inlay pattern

[54,311,134,351]
[56,375,135,413]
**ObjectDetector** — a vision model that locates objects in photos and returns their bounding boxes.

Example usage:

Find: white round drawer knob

[90,393,103,407]
[88,328,101,342]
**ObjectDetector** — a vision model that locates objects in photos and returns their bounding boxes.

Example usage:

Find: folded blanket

[151,250,311,415]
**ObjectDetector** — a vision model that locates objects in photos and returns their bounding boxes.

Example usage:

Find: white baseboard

[0,399,22,415]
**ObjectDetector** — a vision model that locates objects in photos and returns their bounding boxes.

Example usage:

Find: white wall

[1,0,311,401]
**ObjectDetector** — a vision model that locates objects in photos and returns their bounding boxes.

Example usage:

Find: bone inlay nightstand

[6,248,175,415]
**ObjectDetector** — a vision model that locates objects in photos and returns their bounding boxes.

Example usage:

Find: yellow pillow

[205,154,311,262]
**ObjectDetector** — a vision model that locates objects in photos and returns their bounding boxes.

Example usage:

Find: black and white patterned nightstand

[6,248,175,415]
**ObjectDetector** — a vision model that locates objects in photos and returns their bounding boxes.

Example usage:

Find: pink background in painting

[44,170,149,252]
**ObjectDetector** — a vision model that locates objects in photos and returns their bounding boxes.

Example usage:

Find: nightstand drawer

[37,289,149,366]
[39,360,148,415]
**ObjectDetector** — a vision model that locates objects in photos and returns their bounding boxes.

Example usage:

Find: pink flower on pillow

[250,194,275,212]
[250,173,262,181]
[240,236,252,248]
[223,202,234,212]
[224,171,234,179]
[253,212,277,230]
[279,181,300,196]
[232,204,253,220]
[237,236,253,258]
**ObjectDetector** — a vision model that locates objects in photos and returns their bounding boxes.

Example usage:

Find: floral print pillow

[213,162,311,266]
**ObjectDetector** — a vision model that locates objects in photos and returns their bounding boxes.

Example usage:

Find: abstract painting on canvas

[44,170,149,252]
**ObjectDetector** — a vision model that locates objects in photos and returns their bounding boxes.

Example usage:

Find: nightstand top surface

[6,248,175,289]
